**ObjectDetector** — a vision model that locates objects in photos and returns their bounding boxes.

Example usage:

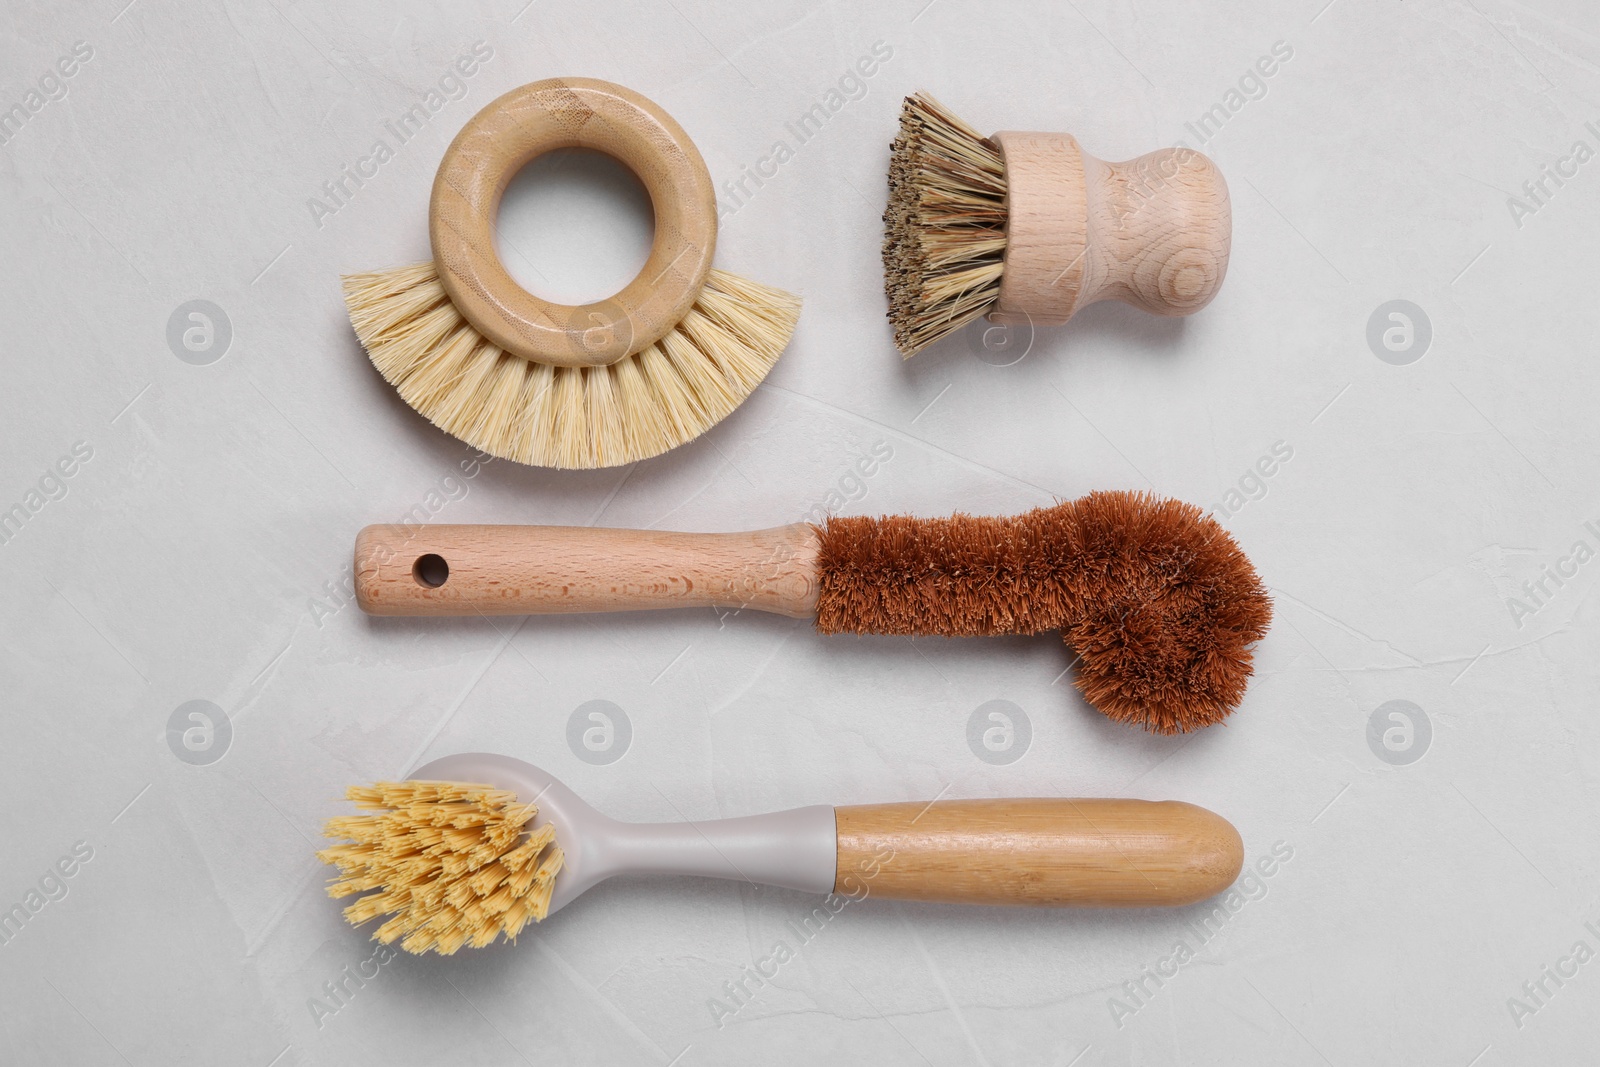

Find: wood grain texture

[834,798,1242,907]
[990,131,1231,327]
[429,77,717,367]
[354,523,820,617]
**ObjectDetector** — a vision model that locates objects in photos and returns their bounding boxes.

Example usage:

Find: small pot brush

[883,92,1232,356]
[319,753,1245,955]
[343,77,801,469]
[353,491,1271,733]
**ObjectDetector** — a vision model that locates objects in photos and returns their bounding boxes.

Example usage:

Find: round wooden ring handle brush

[319,753,1245,955]
[884,92,1232,356]
[353,491,1272,734]
[343,77,801,469]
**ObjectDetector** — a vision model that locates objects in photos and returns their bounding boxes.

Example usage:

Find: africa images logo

[305,42,494,229]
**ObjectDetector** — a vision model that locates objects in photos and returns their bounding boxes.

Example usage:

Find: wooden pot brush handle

[322,754,1245,953]
[884,92,1231,355]
[353,491,1272,734]
[988,132,1230,325]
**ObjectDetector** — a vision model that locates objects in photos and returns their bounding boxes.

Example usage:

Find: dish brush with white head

[320,754,1245,956]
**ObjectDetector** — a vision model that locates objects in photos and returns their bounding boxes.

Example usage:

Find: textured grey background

[2,0,1597,1063]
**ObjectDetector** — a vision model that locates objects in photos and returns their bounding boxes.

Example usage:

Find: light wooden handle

[990,132,1230,326]
[429,78,717,367]
[354,523,820,617]
[834,798,1242,907]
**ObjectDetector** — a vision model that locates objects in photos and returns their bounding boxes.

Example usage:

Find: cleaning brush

[319,777,563,954]
[320,753,1245,954]
[883,91,1232,357]
[352,491,1271,733]
[343,78,801,469]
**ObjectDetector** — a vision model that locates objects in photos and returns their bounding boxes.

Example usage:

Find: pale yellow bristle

[317,780,565,956]
[882,91,1008,358]
[342,266,800,470]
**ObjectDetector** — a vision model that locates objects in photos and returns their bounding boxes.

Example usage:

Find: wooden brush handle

[354,523,820,617]
[429,78,717,368]
[833,798,1242,907]
[989,132,1230,326]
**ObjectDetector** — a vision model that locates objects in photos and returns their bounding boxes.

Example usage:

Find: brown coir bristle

[814,491,1272,734]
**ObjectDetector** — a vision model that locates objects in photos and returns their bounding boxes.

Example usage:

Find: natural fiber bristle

[814,492,1272,734]
[343,265,800,469]
[883,91,1008,358]
[318,780,564,955]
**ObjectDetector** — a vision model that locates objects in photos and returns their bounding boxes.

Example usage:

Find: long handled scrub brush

[883,92,1232,357]
[352,491,1272,733]
[343,78,801,469]
[319,753,1245,955]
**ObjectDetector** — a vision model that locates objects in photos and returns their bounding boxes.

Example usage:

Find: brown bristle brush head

[352,491,1270,734]
[815,492,1271,734]
[883,91,1232,357]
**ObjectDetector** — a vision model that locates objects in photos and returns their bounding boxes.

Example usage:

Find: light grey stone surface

[2,0,1597,1062]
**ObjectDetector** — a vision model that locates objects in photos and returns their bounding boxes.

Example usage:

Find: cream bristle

[882,91,1008,358]
[551,368,587,469]
[318,780,564,955]
[342,266,800,470]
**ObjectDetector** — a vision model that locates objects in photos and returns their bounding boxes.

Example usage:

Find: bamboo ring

[428,78,717,368]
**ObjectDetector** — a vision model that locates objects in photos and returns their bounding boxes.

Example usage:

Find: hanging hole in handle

[413,553,450,588]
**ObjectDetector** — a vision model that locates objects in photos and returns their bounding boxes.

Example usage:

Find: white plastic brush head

[320,754,836,955]
[408,753,616,918]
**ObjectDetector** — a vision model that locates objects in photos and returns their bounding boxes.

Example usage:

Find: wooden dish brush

[343,78,801,469]
[320,753,1244,954]
[883,91,1232,357]
[352,491,1271,734]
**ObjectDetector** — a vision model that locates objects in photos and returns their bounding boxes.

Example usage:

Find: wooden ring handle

[429,77,717,367]
[989,132,1231,326]
[834,798,1243,907]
